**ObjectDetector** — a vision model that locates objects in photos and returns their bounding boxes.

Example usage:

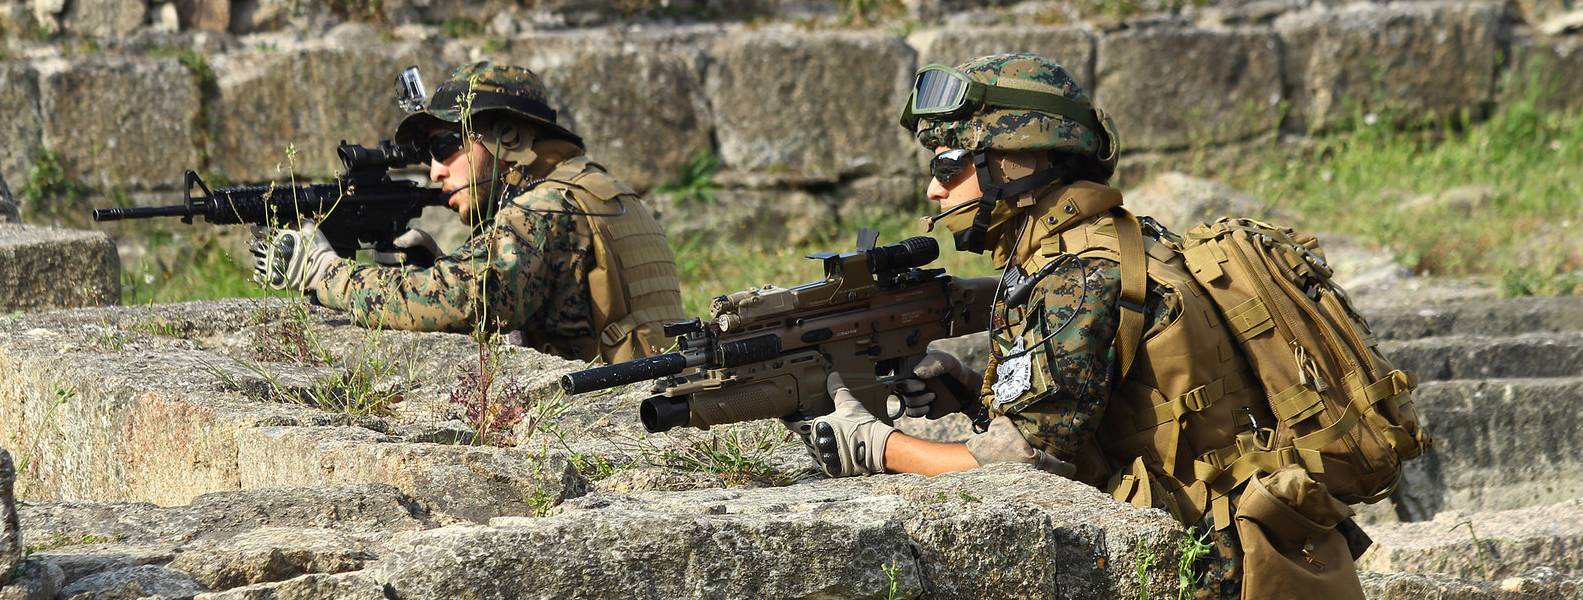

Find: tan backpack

[1136,217,1433,504]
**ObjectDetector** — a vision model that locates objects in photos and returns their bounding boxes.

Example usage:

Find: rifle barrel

[91,205,195,222]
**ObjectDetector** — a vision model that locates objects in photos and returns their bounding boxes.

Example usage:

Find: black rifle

[91,140,445,267]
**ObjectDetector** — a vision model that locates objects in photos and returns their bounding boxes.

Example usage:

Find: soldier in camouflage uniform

[253,62,685,363]
[799,53,1291,599]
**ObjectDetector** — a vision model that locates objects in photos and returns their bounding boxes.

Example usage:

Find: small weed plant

[1135,538,1160,600]
[882,561,911,600]
[249,300,333,366]
[633,423,798,487]
[654,151,720,206]
[1176,526,1215,599]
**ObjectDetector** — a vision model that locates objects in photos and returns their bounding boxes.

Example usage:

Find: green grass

[122,235,292,305]
[1225,77,1583,296]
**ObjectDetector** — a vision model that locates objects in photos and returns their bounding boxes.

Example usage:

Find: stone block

[168,528,372,590]
[0,559,63,600]
[176,0,230,31]
[37,57,200,191]
[1363,297,1583,341]
[833,175,927,226]
[907,26,1096,86]
[193,572,387,600]
[39,544,177,588]
[1276,3,1502,132]
[59,0,143,37]
[1361,569,1583,599]
[234,426,587,523]
[19,485,430,554]
[0,224,119,312]
[57,565,206,600]
[0,63,41,197]
[1361,499,1583,581]
[369,464,1185,599]
[706,29,917,184]
[1096,26,1282,150]
[505,35,714,192]
[1380,333,1583,382]
[208,41,444,182]
[227,0,321,32]
[1393,377,1583,520]
[1506,38,1583,113]
[1120,171,1270,231]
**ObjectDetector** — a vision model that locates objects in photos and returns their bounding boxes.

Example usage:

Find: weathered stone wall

[0,0,1577,237]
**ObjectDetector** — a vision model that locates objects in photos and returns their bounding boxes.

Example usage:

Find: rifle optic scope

[337,140,425,173]
[866,236,938,273]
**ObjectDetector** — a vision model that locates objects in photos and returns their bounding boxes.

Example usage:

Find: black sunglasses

[426,130,466,162]
[930,148,972,184]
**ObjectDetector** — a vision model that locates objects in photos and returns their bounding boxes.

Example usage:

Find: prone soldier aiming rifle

[563,230,997,437]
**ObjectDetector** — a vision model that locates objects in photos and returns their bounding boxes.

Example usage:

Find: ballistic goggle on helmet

[901,53,1118,171]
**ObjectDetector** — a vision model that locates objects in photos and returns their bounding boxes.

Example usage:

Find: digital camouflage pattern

[987,257,1125,462]
[984,251,1242,598]
[396,61,582,148]
[309,183,596,356]
[912,53,1109,157]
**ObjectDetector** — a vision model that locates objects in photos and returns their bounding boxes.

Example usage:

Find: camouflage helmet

[904,53,1117,173]
[396,61,583,149]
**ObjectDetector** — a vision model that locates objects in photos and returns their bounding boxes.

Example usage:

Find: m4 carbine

[91,140,445,267]
[562,232,997,433]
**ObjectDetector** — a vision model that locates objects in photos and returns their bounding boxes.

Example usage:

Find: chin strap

[951,151,1073,254]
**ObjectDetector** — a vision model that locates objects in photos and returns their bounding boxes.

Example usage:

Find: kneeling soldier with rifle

[787,54,1424,599]
[253,62,685,362]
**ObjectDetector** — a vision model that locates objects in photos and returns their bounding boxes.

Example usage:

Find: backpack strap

[1112,207,1148,379]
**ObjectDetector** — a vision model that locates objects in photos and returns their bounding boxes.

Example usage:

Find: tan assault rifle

[561,231,996,432]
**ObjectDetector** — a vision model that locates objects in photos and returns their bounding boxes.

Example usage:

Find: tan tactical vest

[1006,183,1270,527]
[527,156,685,363]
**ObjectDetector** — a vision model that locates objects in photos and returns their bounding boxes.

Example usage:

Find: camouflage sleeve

[990,257,1122,463]
[307,188,583,333]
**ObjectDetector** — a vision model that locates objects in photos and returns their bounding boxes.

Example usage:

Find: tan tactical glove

[373,228,442,267]
[803,372,896,477]
[896,350,982,420]
[250,221,339,292]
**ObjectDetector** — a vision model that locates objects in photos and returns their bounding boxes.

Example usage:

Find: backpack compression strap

[1112,207,1148,379]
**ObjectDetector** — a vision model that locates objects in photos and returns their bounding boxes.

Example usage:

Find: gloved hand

[896,350,982,420]
[372,228,442,267]
[250,221,338,292]
[803,372,896,477]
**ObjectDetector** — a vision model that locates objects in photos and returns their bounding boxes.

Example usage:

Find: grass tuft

[1228,74,1583,296]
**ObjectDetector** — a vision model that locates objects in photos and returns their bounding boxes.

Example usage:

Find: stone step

[0,224,119,313]
[1394,377,1583,521]
[1359,498,1583,583]
[1381,332,1583,382]
[933,303,1583,380]
[1362,297,1583,341]
[1362,569,1583,599]
[0,299,588,523]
